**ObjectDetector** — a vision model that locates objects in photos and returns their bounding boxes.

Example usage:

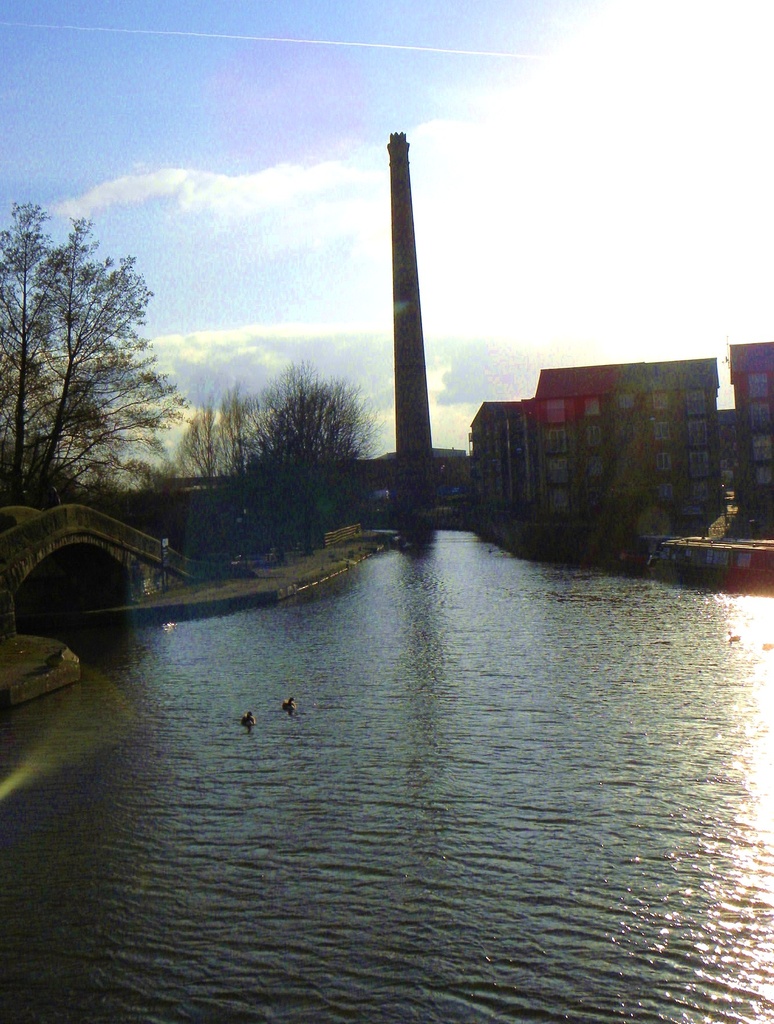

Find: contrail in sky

[0,21,547,59]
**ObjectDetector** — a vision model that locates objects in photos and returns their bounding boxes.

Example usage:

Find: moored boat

[649,537,774,595]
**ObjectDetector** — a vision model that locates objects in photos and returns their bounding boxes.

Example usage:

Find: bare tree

[218,384,261,477]
[175,386,262,481]
[0,204,52,502]
[0,209,186,503]
[250,362,377,550]
[254,361,376,466]
[177,401,220,479]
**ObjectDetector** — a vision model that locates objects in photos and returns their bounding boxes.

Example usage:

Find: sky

[2,0,774,455]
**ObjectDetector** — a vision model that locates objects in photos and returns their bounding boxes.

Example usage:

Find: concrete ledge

[0,636,80,708]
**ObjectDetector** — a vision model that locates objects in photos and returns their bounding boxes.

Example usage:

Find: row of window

[546,449,711,481]
[546,419,710,451]
[546,457,604,483]
[653,420,709,444]
[547,478,711,511]
[749,372,770,399]
[752,435,772,462]
[749,401,771,429]
[657,451,710,476]
[744,372,772,490]
[544,390,708,424]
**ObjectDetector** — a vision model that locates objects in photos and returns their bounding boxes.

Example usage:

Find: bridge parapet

[0,504,199,639]
[0,504,177,581]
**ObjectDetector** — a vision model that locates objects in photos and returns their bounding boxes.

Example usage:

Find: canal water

[2,531,774,1023]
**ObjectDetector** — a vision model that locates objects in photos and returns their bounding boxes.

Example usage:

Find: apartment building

[469,400,538,515]
[729,341,774,533]
[471,357,722,537]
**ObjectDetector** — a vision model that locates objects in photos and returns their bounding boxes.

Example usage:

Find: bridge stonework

[0,504,193,640]
[0,585,14,640]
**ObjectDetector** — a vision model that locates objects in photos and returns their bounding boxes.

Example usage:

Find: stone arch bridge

[0,504,196,640]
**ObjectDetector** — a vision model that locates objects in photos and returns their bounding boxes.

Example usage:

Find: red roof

[729,342,774,381]
[535,364,622,400]
[535,358,718,399]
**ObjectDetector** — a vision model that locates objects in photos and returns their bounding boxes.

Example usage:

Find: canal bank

[1,534,386,707]
[0,635,81,708]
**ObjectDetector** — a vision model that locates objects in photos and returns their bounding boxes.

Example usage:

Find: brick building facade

[471,357,722,539]
[729,341,774,534]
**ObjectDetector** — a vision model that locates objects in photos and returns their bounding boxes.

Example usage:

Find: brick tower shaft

[388,132,434,509]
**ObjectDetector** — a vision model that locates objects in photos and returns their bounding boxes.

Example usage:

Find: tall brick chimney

[388,132,434,510]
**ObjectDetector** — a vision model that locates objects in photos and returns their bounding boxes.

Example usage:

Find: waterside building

[729,341,774,534]
[471,357,722,553]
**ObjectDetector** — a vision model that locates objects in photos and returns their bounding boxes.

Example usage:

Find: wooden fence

[324,524,362,547]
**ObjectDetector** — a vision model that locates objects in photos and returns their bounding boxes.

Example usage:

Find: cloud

[150,321,522,453]
[56,160,382,219]
[152,321,395,441]
[56,169,191,218]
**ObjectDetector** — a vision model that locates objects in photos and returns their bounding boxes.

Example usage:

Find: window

[689,450,709,478]
[586,424,602,446]
[654,421,670,441]
[616,421,635,444]
[653,392,668,410]
[546,427,567,453]
[686,390,705,416]
[587,456,603,478]
[750,402,771,430]
[752,434,772,462]
[584,397,600,417]
[707,548,729,566]
[756,465,772,484]
[617,393,634,410]
[658,482,673,501]
[749,373,769,399]
[550,488,569,512]
[546,399,566,424]
[688,420,707,446]
[692,480,709,501]
[656,452,671,471]
[547,457,568,484]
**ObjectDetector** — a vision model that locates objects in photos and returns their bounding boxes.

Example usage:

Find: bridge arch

[0,504,193,639]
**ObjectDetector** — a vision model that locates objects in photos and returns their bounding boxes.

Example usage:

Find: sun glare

[0,675,132,805]
[697,595,774,1017]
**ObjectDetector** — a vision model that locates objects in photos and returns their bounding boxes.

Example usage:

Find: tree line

[0,203,379,551]
[171,364,378,555]
[176,364,376,480]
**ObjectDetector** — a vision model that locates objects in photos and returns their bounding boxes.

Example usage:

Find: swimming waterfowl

[282,697,297,714]
[241,711,256,729]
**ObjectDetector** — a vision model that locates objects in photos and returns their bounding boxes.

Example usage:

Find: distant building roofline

[535,356,718,400]
[373,447,468,461]
[729,341,774,380]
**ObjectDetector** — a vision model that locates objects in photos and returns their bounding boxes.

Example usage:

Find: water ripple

[3,533,774,1021]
